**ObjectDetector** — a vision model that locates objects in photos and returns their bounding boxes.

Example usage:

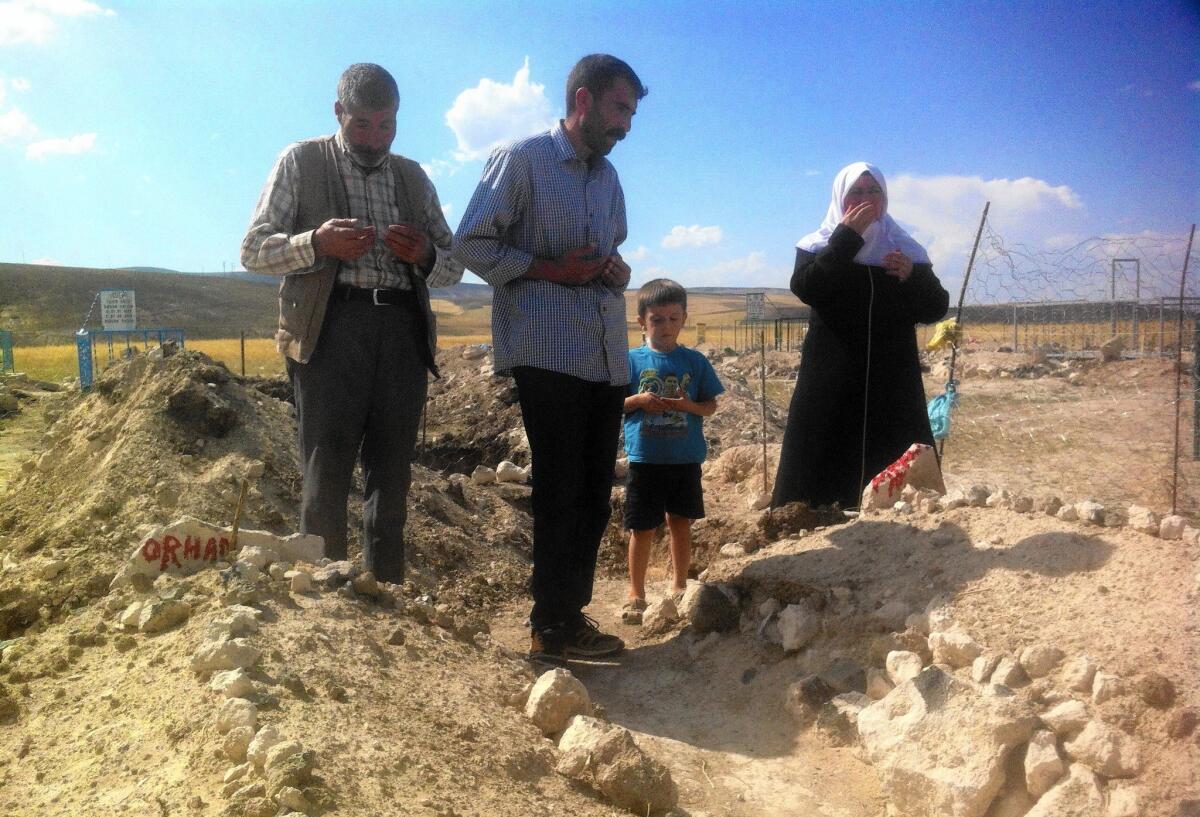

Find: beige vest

[276,136,440,373]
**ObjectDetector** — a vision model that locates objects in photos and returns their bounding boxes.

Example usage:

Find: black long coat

[772,224,950,509]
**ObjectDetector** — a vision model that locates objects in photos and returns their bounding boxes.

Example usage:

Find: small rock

[1024,729,1065,797]
[1166,707,1198,739]
[1019,645,1065,678]
[1062,655,1098,693]
[216,698,257,734]
[247,726,284,769]
[885,650,923,685]
[1092,671,1124,704]
[1025,764,1103,817]
[1040,699,1090,737]
[873,600,910,632]
[971,653,1001,684]
[1160,514,1187,540]
[866,667,894,700]
[991,656,1029,688]
[264,740,304,771]
[351,571,379,598]
[237,546,279,569]
[525,668,590,735]
[470,465,497,485]
[783,674,836,726]
[718,542,747,558]
[286,571,313,594]
[387,626,406,646]
[1064,720,1140,778]
[1126,505,1161,535]
[1074,500,1105,525]
[191,637,261,673]
[496,461,527,483]
[747,492,771,511]
[210,668,256,699]
[688,584,739,635]
[641,597,678,634]
[1105,784,1140,817]
[275,786,310,813]
[1055,503,1079,522]
[223,726,254,762]
[928,629,983,668]
[778,604,819,652]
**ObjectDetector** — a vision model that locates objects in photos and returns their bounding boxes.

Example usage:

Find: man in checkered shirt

[241,63,462,584]
[455,54,647,662]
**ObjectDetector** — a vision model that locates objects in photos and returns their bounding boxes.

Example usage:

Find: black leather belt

[333,286,416,306]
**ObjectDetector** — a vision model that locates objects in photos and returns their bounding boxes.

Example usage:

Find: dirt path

[492,578,884,817]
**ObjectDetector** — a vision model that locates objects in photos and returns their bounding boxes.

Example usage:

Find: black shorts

[624,462,705,530]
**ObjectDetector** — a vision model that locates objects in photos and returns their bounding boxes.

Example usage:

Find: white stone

[991,656,1029,688]
[1019,645,1065,678]
[1126,505,1160,535]
[857,666,1038,817]
[275,787,310,813]
[222,727,254,763]
[268,564,285,581]
[191,637,261,673]
[524,668,591,735]
[496,460,527,483]
[966,484,990,507]
[1064,720,1140,778]
[470,465,497,485]
[286,570,313,593]
[1074,500,1105,525]
[924,596,955,633]
[971,654,1001,684]
[1025,763,1103,817]
[216,698,257,733]
[223,762,254,784]
[236,546,278,569]
[210,668,256,699]
[718,542,747,558]
[556,715,615,776]
[1010,495,1034,513]
[235,561,262,582]
[235,528,323,565]
[886,650,924,685]
[119,600,147,630]
[246,726,284,769]
[1040,699,1090,737]
[1160,514,1187,540]
[137,599,191,633]
[1024,729,1065,797]
[1055,503,1079,522]
[747,492,771,511]
[861,444,945,510]
[642,597,678,633]
[1092,671,1124,704]
[778,604,820,652]
[929,629,984,668]
[205,606,261,640]
[460,345,488,360]
[676,580,704,621]
[1062,655,1098,693]
[986,488,1011,508]
[264,739,304,770]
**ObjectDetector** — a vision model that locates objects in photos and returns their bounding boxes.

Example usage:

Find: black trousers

[512,367,626,630]
[287,295,428,583]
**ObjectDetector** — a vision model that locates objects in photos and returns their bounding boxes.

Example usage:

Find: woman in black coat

[772,162,949,510]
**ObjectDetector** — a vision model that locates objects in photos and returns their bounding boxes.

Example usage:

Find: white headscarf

[796,162,930,266]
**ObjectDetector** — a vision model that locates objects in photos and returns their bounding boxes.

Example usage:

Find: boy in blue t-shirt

[621,279,724,623]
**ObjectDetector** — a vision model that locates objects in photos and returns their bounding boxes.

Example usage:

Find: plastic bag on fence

[925,318,960,351]
[927,381,958,441]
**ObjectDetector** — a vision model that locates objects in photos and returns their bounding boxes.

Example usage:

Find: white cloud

[10,76,30,92]
[0,106,36,140]
[445,58,555,162]
[30,256,58,265]
[420,157,460,180]
[804,169,821,176]
[669,250,789,289]
[624,245,649,262]
[661,224,723,249]
[25,131,95,159]
[887,173,1082,272]
[0,0,115,46]
[441,202,453,218]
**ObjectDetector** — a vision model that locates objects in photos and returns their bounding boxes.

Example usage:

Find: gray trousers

[287,294,428,583]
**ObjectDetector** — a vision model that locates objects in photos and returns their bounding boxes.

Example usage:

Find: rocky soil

[0,342,1196,817]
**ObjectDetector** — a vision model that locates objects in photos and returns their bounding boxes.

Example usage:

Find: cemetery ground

[0,340,1196,817]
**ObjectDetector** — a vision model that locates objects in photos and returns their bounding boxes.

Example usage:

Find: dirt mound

[0,348,543,642]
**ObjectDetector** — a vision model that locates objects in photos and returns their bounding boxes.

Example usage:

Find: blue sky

[1,0,1197,299]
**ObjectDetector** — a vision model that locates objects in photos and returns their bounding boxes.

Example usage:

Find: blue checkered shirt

[454,121,630,385]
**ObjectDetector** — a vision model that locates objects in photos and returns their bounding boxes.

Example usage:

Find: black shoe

[563,614,624,658]
[528,624,567,664]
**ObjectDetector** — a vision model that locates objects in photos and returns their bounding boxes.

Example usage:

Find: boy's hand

[630,391,670,414]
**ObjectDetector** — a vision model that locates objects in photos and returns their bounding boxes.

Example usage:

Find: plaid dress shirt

[241,133,461,290]
[454,121,630,386]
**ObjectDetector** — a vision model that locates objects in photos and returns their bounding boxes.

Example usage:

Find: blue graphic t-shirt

[624,344,725,464]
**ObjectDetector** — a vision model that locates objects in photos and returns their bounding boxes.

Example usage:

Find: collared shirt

[453,121,630,385]
[241,133,461,290]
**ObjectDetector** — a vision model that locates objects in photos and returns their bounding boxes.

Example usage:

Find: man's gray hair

[337,63,399,111]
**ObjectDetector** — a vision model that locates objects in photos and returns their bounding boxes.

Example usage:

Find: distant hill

[0,261,796,345]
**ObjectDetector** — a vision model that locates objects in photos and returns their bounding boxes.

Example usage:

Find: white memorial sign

[745,292,765,321]
[101,289,137,331]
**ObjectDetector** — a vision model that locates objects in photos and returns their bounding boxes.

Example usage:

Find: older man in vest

[241,63,462,584]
